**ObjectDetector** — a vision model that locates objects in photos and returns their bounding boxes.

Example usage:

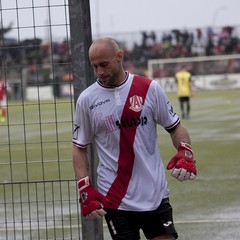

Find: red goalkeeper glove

[78,176,109,218]
[166,142,197,182]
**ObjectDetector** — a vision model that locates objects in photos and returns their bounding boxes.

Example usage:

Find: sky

[90,0,240,35]
[1,0,240,41]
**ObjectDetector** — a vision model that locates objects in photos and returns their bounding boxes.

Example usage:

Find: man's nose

[96,67,104,76]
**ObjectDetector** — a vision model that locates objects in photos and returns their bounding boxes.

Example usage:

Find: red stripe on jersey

[106,75,152,209]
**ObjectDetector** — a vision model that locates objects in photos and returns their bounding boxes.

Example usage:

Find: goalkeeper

[175,65,192,119]
[72,37,197,240]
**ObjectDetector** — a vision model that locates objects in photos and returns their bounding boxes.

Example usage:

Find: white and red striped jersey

[73,72,180,211]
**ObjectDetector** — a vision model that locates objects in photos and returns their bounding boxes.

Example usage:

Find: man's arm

[72,144,108,218]
[167,123,196,181]
[169,123,191,149]
[72,144,89,180]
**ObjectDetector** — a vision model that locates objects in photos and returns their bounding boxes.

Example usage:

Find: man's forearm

[72,145,89,180]
[170,123,191,149]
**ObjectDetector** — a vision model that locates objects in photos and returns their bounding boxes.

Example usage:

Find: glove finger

[166,158,178,170]
[175,159,196,175]
[81,201,101,216]
[87,209,107,219]
[171,168,181,179]
[189,172,196,180]
[95,208,107,216]
[95,192,109,207]
[186,164,197,177]
[184,171,190,180]
[177,168,187,182]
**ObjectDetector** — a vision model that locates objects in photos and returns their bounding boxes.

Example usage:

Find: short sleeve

[72,94,93,147]
[151,81,180,130]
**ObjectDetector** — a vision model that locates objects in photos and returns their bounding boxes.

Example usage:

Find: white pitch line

[175,219,240,224]
[1,219,240,232]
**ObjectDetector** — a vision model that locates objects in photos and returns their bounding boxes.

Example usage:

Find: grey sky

[90,0,239,35]
[1,0,239,41]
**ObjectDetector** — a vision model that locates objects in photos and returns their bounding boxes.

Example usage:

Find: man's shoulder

[176,70,191,77]
[77,82,98,101]
[83,81,98,92]
[133,74,151,81]
[133,74,153,86]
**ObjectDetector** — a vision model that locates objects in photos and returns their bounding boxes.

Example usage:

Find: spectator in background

[0,75,8,123]
[175,65,192,119]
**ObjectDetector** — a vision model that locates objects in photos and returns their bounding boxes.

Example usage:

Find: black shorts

[179,96,190,102]
[105,198,178,240]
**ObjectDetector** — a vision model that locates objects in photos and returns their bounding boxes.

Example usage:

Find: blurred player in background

[72,37,197,240]
[0,75,7,123]
[175,65,192,119]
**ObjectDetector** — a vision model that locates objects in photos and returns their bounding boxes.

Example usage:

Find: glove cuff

[77,176,91,192]
[178,142,194,160]
[179,142,192,152]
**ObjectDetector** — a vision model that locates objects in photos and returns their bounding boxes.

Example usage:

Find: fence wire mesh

[0,180,80,240]
[0,0,82,239]
[1,1,240,240]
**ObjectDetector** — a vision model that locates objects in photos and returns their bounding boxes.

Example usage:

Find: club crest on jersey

[129,95,143,112]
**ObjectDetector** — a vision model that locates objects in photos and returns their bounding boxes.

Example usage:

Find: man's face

[89,45,123,86]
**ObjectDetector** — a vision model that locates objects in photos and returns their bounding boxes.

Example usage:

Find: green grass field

[157,89,240,240]
[0,89,240,239]
[0,99,75,182]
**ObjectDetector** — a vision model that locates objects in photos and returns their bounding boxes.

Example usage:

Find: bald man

[72,37,196,240]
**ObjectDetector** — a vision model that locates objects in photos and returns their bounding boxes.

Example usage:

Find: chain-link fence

[0,180,80,239]
[1,1,240,240]
[0,0,81,239]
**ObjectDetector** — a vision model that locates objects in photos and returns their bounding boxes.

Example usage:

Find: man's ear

[116,50,123,62]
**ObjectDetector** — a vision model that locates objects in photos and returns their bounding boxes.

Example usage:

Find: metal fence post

[68,0,105,239]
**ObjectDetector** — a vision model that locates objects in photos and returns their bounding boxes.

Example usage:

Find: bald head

[88,37,126,86]
[89,37,122,60]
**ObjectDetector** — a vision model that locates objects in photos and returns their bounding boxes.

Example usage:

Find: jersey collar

[97,72,129,88]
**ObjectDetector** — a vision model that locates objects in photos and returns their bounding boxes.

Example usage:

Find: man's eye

[101,62,109,67]
[93,62,108,69]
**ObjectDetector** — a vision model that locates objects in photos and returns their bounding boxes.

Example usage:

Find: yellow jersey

[175,70,192,97]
